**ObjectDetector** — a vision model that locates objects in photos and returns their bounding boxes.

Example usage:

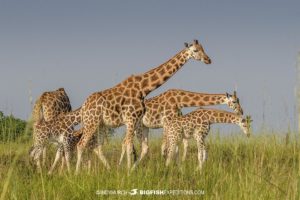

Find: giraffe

[163,108,252,170]
[31,87,72,166]
[30,107,110,174]
[31,87,72,123]
[75,39,211,173]
[30,108,81,173]
[123,89,243,168]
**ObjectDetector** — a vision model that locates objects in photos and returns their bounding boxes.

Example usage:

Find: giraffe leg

[202,146,208,162]
[75,124,98,175]
[123,121,136,171]
[48,145,63,175]
[64,139,71,173]
[93,132,110,170]
[75,145,83,175]
[31,145,43,173]
[182,138,188,162]
[138,126,149,162]
[118,120,136,171]
[166,142,176,167]
[132,126,149,170]
[59,155,66,175]
[126,139,134,171]
[86,136,97,174]
[132,144,137,162]
[175,145,180,166]
[201,134,208,162]
[161,129,168,157]
[165,128,177,167]
[195,134,206,171]
[42,147,47,167]
[118,140,126,166]
[93,145,111,170]
[87,159,92,174]
[31,128,47,173]
[119,135,138,166]
[62,134,74,174]
[64,149,71,173]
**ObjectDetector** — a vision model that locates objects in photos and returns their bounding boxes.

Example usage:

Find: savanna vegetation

[0,112,299,199]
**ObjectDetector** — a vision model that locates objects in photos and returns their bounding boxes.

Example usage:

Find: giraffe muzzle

[204,58,211,64]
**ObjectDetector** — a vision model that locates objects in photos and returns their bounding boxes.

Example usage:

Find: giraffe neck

[204,109,241,125]
[138,49,191,97]
[166,90,228,108]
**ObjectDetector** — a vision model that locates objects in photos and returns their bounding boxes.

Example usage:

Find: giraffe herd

[29,39,252,174]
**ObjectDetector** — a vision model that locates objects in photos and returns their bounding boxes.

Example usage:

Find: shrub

[0,111,27,142]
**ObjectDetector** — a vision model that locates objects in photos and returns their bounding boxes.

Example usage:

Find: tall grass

[0,126,299,200]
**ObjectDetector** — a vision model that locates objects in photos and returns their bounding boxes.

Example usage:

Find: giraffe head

[226,91,243,115]
[239,115,252,137]
[184,39,211,64]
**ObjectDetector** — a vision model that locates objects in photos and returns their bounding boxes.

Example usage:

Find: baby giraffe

[164,108,252,170]
[30,108,82,173]
[30,107,110,174]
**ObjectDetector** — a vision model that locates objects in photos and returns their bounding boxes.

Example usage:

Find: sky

[0,0,299,133]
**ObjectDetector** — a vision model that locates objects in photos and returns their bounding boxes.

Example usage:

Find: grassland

[0,129,300,200]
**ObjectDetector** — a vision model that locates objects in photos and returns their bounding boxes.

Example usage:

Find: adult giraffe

[75,39,211,173]
[31,88,72,166]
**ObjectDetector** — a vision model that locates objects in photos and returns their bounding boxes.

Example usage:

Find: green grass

[0,132,300,200]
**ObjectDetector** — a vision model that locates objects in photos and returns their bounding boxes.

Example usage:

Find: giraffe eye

[193,49,199,52]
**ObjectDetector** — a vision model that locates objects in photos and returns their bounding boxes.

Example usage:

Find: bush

[0,111,27,142]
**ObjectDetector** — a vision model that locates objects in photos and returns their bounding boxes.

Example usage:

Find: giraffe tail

[31,96,44,124]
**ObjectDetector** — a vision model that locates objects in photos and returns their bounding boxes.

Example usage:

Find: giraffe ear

[184,43,189,48]
[194,39,199,44]
[226,93,230,98]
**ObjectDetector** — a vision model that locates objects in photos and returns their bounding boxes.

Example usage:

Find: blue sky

[0,0,299,132]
